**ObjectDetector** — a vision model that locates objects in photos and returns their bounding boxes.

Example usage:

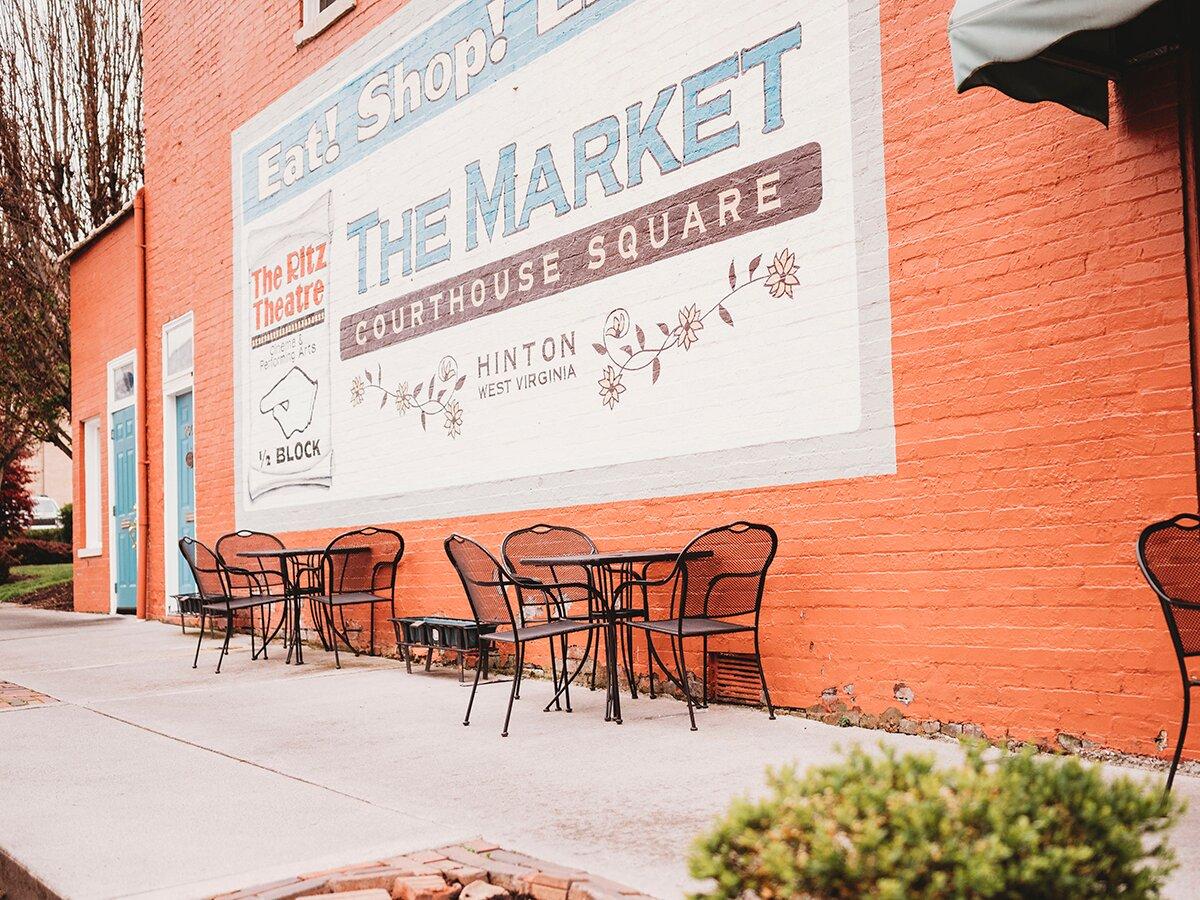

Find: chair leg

[574,625,595,692]
[543,636,592,713]
[589,631,599,691]
[561,634,573,713]
[326,604,341,669]
[337,607,360,657]
[193,609,206,668]
[646,631,656,698]
[464,647,485,726]
[754,630,775,720]
[548,638,561,711]
[670,635,697,731]
[369,604,376,656]
[1168,685,1191,793]
[624,622,638,700]
[310,598,329,651]
[502,643,524,737]
[701,636,709,708]
[514,647,524,700]
[216,615,233,674]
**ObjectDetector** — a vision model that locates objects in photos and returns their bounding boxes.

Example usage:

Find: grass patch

[0,563,73,603]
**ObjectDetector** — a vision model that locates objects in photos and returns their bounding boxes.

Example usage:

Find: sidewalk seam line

[80,705,445,828]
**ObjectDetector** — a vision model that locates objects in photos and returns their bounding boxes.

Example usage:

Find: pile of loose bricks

[213,840,657,900]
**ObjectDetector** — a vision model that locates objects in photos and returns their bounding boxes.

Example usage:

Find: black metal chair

[618,521,777,731]
[179,536,286,674]
[216,530,288,657]
[1137,514,1200,791]
[446,533,604,736]
[307,527,403,668]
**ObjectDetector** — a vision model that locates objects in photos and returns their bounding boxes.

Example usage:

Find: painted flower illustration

[678,303,704,350]
[598,366,626,409]
[765,249,799,299]
[395,382,411,415]
[358,356,466,439]
[605,309,629,339]
[444,399,463,438]
[592,249,794,408]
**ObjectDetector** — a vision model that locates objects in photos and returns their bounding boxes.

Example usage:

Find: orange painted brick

[64,0,1199,763]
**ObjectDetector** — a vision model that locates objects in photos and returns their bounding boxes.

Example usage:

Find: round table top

[520,548,713,567]
[237,546,367,558]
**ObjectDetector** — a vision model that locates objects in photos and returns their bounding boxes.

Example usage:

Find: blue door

[175,392,196,595]
[112,406,138,613]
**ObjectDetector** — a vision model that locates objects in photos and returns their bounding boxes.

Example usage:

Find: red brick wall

[112,0,1198,757]
[69,211,138,614]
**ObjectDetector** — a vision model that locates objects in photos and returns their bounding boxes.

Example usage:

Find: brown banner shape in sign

[341,142,822,359]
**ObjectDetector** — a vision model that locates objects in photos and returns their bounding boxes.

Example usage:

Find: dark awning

[949,0,1182,124]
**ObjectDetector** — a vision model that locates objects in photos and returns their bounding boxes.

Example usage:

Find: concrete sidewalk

[2,605,1199,899]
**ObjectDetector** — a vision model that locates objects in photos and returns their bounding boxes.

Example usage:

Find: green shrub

[5,537,71,565]
[56,502,73,545]
[0,542,15,584]
[690,743,1182,899]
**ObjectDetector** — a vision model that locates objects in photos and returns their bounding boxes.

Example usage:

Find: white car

[29,495,62,531]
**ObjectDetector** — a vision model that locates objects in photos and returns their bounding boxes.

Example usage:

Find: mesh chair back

[446,534,516,628]
[502,524,595,620]
[216,530,285,594]
[1138,514,1200,657]
[677,522,777,620]
[179,537,227,601]
[324,527,404,596]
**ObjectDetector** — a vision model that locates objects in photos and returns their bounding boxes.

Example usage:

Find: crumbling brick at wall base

[789,692,1200,779]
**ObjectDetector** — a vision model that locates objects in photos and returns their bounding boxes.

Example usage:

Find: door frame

[106,349,138,615]
[161,313,196,615]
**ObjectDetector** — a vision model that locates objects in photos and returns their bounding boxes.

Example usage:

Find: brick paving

[0,680,57,710]
[212,841,657,900]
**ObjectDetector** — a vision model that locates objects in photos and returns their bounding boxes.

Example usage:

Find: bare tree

[0,0,142,469]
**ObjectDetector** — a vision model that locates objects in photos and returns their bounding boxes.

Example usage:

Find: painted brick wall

[119,0,1197,757]
[69,211,138,614]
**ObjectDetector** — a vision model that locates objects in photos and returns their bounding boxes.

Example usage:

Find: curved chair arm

[224,565,266,590]
[292,562,325,594]
[510,576,602,620]
[370,559,401,595]
[612,564,684,607]
[227,566,285,596]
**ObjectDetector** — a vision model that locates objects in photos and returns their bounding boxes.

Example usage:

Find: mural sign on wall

[232,0,895,528]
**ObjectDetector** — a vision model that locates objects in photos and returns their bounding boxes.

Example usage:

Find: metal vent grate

[709,652,762,704]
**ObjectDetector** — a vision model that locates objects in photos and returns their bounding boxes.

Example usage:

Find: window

[163,314,194,387]
[80,418,102,555]
[296,0,355,45]
[112,360,135,403]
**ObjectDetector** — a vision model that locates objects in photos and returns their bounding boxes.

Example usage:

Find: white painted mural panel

[232,0,894,528]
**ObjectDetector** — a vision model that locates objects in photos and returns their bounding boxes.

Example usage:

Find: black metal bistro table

[238,546,366,665]
[520,548,712,724]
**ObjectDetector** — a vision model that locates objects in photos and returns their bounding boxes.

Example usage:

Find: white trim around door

[162,313,196,615]
[106,350,137,614]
